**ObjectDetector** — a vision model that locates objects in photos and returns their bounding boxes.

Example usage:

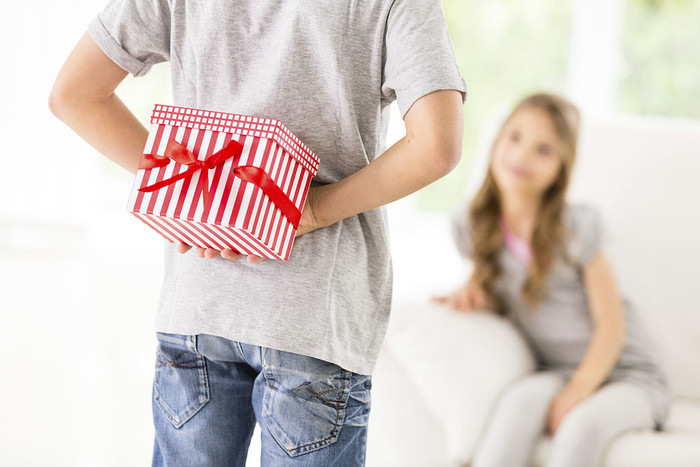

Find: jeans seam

[235,340,251,365]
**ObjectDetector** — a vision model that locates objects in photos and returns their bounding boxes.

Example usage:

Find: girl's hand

[546,381,595,435]
[431,279,488,312]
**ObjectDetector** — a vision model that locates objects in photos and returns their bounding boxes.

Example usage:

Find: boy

[49,0,467,465]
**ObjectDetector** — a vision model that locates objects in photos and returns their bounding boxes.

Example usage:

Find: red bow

[138,138,301,228]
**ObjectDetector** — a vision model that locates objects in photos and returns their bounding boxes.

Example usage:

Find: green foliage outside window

[620,0,700,119]
[418,0,700,212]
[419,0,573,212]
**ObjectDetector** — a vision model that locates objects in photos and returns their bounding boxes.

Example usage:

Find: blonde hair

[468,92,580,310]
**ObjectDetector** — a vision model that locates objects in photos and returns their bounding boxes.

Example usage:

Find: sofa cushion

[383,300,536,465]
[532,398,700,467]
[366,342,452,467]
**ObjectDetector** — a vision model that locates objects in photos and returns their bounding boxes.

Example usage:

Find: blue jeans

[151,332,372,466]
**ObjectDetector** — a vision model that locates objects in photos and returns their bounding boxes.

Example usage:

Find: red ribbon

[138,138,301,228]
[232,166,301,228]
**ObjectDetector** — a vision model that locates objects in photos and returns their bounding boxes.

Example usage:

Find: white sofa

[365,113,700,466]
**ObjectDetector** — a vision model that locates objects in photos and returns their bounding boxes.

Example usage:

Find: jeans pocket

[261,347,352,457]
[153,332,210,429]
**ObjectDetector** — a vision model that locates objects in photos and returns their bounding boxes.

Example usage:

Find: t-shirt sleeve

[567,204,612,266]
[450,201,473,259]
[87,0,171,77]
[381,0,468,119]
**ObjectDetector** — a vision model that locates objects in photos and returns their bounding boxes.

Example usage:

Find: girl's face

[490,107,564,199]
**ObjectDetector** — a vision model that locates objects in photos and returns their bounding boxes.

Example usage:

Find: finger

[457,293,472,311]
[447,296,460,310]
[467,296,482,312]
[548,406,561,435]
[176,243,192,254]
[551,415,560,435]
[204,248,220,259]
[470,286,485,306]
[546,413,555,435]
[220,249,243,262]
[195,246,206,258]
[247,254,265,264]
[545,405,554,430]
[449,291,466,311]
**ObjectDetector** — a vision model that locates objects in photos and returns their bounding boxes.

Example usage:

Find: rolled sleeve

[381,0,468,119]
[87,0,171,77]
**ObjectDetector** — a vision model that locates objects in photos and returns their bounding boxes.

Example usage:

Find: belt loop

[187,335,197,353]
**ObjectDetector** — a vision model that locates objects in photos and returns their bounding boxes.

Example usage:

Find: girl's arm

[547,248,626,433]
[569,248,627,392]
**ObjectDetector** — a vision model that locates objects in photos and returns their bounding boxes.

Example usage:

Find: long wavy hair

[468,93,580,310]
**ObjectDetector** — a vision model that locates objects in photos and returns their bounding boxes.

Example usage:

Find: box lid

[149,104,319,176]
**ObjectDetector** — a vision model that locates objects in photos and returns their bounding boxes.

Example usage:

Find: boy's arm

[48,31,147,175]
[310,89,464,230]
[49,32,258,263]
[49,32,464,257]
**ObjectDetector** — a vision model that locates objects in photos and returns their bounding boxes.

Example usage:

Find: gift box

[126,104,319,260]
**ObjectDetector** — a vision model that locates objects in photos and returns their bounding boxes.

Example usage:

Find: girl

[434,93,671,467]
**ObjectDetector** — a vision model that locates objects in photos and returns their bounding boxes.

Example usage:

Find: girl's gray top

[452,202,671,429]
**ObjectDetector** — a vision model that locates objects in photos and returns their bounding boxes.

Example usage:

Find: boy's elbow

[425,140,463,179]
[48,84,71,120]
[440,144,463,174]
[49,76,92,120]
[48,80,86,121]
[48,89,62,118]
[404,89,465,179]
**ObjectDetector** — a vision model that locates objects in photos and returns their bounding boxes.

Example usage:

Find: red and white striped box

[127,104,319,261]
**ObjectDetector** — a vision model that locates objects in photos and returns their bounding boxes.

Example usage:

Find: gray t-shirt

[88,0,468,375]
[451,202,671,428]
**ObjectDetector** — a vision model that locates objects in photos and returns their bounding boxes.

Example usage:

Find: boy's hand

[431,279,488,312]
[176,243,265,263]
[295,186,323,238]
[175,186,325,262]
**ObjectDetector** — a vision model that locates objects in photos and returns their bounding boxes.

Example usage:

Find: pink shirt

[499,217,532,265]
